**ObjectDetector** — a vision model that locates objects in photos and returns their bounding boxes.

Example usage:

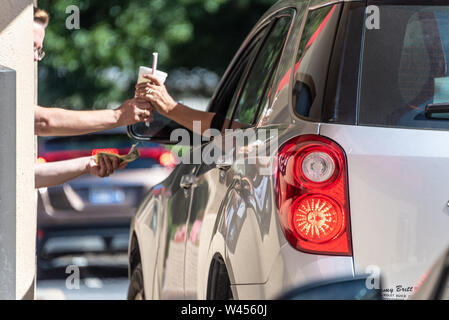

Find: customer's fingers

[143,93,155,102]
[143,74,162,86]
[144,85,161,96]
[135,83,161,94]
[144,84,160,91]
[136,83,151,90]
[135,87,150,98]
[135,85,159,96]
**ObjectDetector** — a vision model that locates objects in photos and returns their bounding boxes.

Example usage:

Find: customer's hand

[87,155,127,178]
[115,98,154,126]
[135,74,178,115]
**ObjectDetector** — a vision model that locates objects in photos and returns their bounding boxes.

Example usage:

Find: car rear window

[293,4,341,121]
[359,5,449,130]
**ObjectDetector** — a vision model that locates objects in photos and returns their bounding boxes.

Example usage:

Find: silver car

[127,0,449,300]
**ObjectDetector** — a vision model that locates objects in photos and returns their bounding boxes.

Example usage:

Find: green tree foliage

[38,0,276,110]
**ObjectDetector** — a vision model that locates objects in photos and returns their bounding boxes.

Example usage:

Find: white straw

[152,52,158,74]
[146,52,159,127]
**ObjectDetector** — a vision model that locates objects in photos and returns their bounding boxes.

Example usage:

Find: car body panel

[321,123,449,299]
[411,246,449,300]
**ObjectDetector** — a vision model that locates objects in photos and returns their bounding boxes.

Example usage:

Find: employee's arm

[35,155,123,189]
[35,98,153,137]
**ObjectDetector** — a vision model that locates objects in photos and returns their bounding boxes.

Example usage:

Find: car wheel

[127,262,145,300]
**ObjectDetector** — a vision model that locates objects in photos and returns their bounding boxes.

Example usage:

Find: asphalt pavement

[36,235,130,300]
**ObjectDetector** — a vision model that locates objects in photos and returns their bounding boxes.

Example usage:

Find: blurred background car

[36,128,176,263]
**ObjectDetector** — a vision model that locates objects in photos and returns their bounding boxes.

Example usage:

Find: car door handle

[180,174,198,189]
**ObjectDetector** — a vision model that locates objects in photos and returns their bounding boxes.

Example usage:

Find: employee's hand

[114,98,154,126]
[87,155,127,178]
[135,74,178,115]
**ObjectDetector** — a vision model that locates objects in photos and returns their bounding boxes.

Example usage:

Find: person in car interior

[33,7,152,188]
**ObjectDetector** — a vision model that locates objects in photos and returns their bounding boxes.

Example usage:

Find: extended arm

[35,155,122,189]
[35,98,153,137]
[135,74,248,136]
[160,102,216,135]
[135,75,220,135]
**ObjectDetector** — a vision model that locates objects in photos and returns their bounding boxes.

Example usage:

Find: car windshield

[359,4,449,130]
[40,134,162,170]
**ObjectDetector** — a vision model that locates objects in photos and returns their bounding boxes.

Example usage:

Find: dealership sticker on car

[89,187,125,205]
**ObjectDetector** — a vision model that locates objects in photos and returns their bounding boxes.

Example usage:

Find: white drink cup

[137,66,168,127]
[137,66,168,84]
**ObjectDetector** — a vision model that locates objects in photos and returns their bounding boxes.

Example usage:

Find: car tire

[207,255,233,300]
[127,262,145,300]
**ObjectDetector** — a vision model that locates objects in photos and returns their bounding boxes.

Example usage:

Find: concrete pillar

[0,1,36,299]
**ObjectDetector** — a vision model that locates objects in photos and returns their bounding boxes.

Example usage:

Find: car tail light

[37,157,47,164]
[41,150,93,162]
[37,228,44,240]
[91,148,119,156]
[275,135,352,256]
[159,151,177,167]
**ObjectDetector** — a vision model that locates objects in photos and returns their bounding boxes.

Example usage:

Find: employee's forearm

[35,106,120,136]
[35,157,91,188]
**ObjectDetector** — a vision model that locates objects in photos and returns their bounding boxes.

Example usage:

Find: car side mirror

[127,112,200,146]
[278,275,383,300]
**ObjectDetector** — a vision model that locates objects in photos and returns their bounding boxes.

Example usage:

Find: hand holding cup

[135,74,178,115]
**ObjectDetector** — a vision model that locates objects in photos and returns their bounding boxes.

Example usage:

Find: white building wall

[0,0,36,299]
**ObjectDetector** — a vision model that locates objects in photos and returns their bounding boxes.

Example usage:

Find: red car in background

[37,128,175,261]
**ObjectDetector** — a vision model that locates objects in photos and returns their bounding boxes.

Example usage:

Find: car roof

[269,0,434,14]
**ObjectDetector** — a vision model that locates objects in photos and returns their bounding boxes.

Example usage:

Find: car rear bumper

[233,243,354,299]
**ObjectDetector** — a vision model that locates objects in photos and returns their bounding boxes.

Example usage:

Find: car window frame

[223,29,270,125]
[290,2,343,123]
[206,21,273,128]
[227,8,296,129]
[322,1,365,125]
